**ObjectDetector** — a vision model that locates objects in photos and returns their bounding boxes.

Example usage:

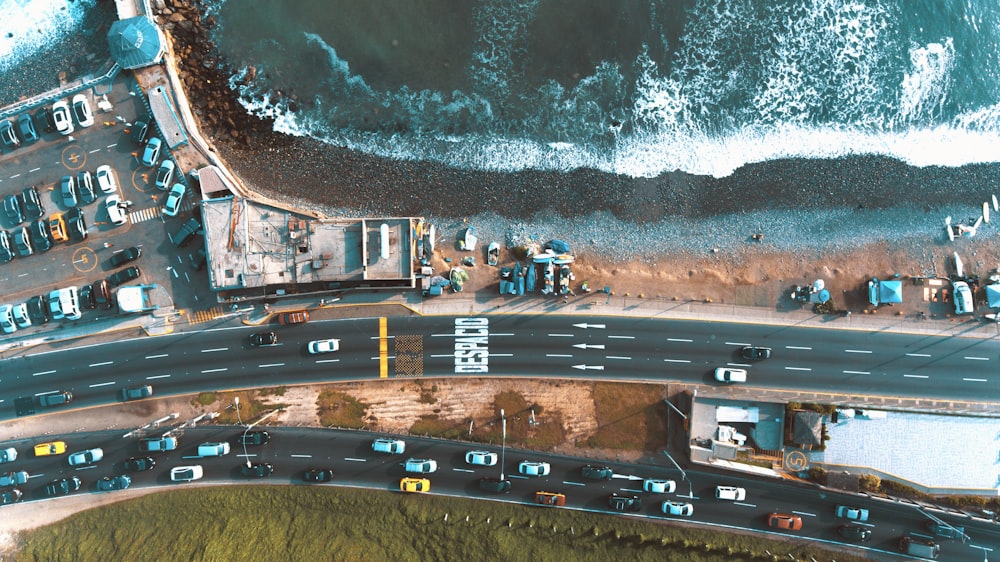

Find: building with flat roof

[200,196,418,300]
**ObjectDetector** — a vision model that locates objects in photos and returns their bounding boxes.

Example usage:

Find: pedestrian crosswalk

[128,206,161,224]
[188,307,225,324]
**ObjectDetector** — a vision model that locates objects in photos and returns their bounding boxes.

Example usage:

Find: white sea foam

[0,0,95,72]
[897,39,955,125]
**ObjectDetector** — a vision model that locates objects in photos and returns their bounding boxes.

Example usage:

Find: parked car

[60,175,78,207]
[77,170,96,205]
[79,284,97,309]
[478,477,511,493]
[48,213,68,243]
[172,216,201,247]
[838,524,872,541]
[123,456,156,472]
[303,468,334,483]
[535,491,566,506]
[241,462,274,478]
[197,442,230,457]
[581,465,613,480]
[154,160,175,190]
[0,489,22,505]
[64,207,87,241]
[35,106,56,133]
[68,448,104,466]
[643,479,676,494]
[371,438,405,454]
[26,294,50,324]
[141,137,162,166]
[130,120,149,144]
[20,186,44,220]
[249,331,278,346]
[399,477,430,493]
[104,194,127,226]
[30,219,52,252]
[122,385,153,401]
[238,430,270,446]
[307,338,340,354]
[71,94,94,127]
[52,100,73,135]
[97,474,132,491]
[404,459,438,474]
[45,476,82,496]
[518,461,550,477]
[93,279,112,310]
[835,505,869,522]
[953,281,974,315]
[714,367,747,383]
[465,450,498,466]
[0,447,16,463]
[0,304,16,334]
[163,183,185,216]
[95,165,118,194]
[662,501,694,516]
[12,226,32,257]
[34,441,67,456]
[110,246,141,267]
[608,493,642,512]
[12,303,31,328]
[740,346,772,360]
[0,230,13,263]
[170,465,203,482]
[17,113,38,143]
[3,194,24,225]
[107,266,141,287]
[278,310,309,325]
[715,486,746,501]
[0,119,20,149]
[768,513,803,531]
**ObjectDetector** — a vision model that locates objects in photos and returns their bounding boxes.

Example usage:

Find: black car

[581,465,614,480]
[0,119,19,150]
[239,430,271,446]
[478,477,512,493]
[837,524,872,542]
[0,489,23,505]
[64,207,87,241]
[20,186,44,220]
[45,476,82,497]
[35,107,56,133]
[17,114,38,144]
[93,279,112,310]
[26,295,50,324]
[250,332,278,346]
[303,468,334,483]
[608,493,642,512]
[79,284,97,309]
[107,266,141,287]
[740,346,772,360]
[241,462,274,478]
[0,230,13,263]
[3,194,23,225]
[123,456,156,472]
[130,120,149,145]
[96,475,131,491]
[30,219,51,252]
[110,246,142,267]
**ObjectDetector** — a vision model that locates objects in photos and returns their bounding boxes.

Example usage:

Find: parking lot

[0,72,218,336]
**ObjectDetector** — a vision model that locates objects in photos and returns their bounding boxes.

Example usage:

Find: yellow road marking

[379,317,388,378]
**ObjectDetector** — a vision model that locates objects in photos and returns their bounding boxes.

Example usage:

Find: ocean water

[206,0,1000,179]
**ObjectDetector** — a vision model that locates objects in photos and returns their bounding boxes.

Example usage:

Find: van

[198,442,231,457]
[0,471,28,487]
[47,287,81,320]
[715,486,746,501]
[899,536,940,558]
[38,391,73,407]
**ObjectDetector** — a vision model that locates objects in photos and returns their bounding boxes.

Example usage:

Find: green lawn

[16,486,870,562]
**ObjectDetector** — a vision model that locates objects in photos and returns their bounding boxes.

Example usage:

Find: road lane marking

[201,368,228,374]
[786,345,812,350]
[258,363,285,368]
[963,378,988,382]
[728,362,751,367]
[608,335,634,340]
[606,356,631,360]
[145,354,169,359]
[620,488,643,493]
[964,356,989,361]
[509,475,528,479]
[725,342,750,346]
[29,167,40,172]
[74,465,98,470]
[453,468,474,473]
[664,359,691,363]
[89,361,113,367]
[548,333,573,337]
[89,381,116,387]
[905,353,931,357]
[785,367,812,371]
[667,338,692,343]
[792,511,817,517]
[290,454,312,458]
[147,374,170,380]
[33,370,56,377]
[314,359,339,364]
[546,354,573,358]
[201,348,228,353]
[844,349,872,354]
[562,481,586,486]
[843,370,870,375]
[344,457,366,462]
[903,374,929,379]
[88,148,102,153]
[734,502,756,508]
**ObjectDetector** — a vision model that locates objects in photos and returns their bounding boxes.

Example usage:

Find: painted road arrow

[572,323,606,329]
[572,364,605,371]
[572,343,606,350]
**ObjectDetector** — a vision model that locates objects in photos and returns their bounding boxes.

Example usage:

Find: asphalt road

[4,426,996,561]
[4,315,998,415]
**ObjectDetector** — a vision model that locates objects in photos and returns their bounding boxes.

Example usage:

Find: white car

[96,165,118,194]
[404,458,438,474]
[104,195,127,226]
[0,304,16,334]
[715,485,746,501]
[518,460,550,477]
[662,501,694,516]
[371,438,405,454]
[67,447,104,466]
[714,367,747,383]
[307,338,340,354]
[170,465,203,482]
[163,183,185,217]
[155,160,175,190]
[71,94,94,127]
[643,479,676,494]
[0,447,16,463]
[11,302,31,329]
[52,100,73,135]
[465,450,498,466]
[953,281,973,315]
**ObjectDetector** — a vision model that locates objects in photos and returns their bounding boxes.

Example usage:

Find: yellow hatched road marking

[379,317,388,378]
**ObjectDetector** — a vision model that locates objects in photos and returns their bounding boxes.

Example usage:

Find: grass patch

[584,383,667,451]
[15,486,874,562]
[192,392,217,407]
[258,386,287,397]
[212,391,279,425]
[317,390,368,428]
[410,414,470,440]
[468,390,566,450]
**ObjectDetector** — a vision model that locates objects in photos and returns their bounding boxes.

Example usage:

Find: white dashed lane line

[844,349,872,354]
[903,374,929,379]
[200,348,228,353]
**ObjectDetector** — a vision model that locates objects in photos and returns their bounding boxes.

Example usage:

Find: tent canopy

[868,279,903,306]
[987,284,1000,308]
[107,17,165,70]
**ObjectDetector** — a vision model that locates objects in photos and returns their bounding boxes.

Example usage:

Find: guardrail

[0,60,120,120]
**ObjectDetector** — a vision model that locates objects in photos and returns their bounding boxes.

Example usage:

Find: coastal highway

[5,426,996,562]
[3,315,998,416]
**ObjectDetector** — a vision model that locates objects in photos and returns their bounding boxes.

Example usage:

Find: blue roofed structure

[868,278,903,306]
[107,17,166,70]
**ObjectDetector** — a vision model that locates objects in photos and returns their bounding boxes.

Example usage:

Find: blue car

[141,137,162,166]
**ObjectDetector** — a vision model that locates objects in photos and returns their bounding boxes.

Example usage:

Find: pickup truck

[38,391,73,408]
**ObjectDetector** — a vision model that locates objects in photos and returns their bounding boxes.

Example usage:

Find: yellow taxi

[400,477,430,493]
[34,441,67,457]
[48,213,68,243]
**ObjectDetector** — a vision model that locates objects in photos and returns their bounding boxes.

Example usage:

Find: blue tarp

[868,279,902,306]
[549,240,571,254]
[987,284,1000,308]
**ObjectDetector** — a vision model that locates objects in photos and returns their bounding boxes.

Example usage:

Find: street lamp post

[234,397,250,467]
[661,450,693,498]
[499,409,506,480]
